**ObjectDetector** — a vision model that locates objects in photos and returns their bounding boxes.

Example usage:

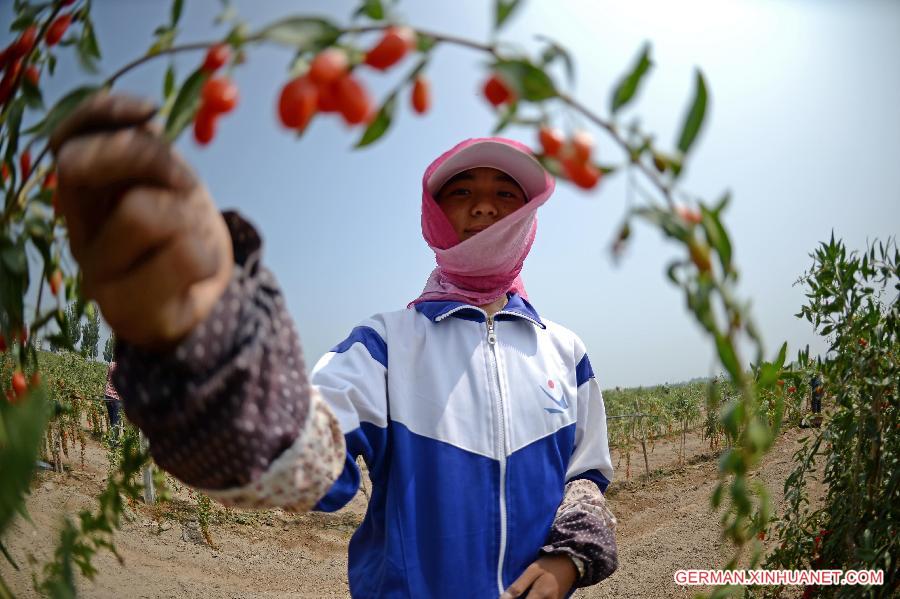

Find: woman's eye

[498,191,519,200]
[451,188,470,196]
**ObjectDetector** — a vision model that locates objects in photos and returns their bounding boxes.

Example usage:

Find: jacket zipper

[486,315,508,595]
[435,306,513,593]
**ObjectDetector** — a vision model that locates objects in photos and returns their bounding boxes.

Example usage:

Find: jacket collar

[414,293,545,329]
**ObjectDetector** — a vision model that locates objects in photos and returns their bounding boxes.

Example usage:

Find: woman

[52,94,617,598]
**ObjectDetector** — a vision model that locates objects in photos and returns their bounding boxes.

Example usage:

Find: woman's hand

[51,92,234,351]
[500,554,578,599]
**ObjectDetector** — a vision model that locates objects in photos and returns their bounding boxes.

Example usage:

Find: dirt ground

[1,425,824,598]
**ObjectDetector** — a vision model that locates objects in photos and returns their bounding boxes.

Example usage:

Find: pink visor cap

[425,138,547,201]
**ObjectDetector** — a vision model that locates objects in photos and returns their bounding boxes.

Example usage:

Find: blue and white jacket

[310,293,614,598]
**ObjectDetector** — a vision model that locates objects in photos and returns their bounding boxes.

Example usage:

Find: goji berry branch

[104,41,222,87]
[557,90,675,207]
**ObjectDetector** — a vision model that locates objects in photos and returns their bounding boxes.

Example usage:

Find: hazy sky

[5,0,899,387]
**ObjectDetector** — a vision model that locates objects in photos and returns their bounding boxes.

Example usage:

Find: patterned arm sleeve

[112,211,345,512]
[540,478,618,588]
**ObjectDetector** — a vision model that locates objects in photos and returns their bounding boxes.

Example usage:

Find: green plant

[101,333,114,364]
[78,303,98,361]
[762,237,898,598]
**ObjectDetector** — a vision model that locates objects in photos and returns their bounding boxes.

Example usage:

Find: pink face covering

[408,137,556,308]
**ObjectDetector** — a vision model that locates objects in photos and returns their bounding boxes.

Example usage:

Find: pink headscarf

[409,137,556,307]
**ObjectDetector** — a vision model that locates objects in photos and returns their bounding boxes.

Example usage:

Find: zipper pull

[487,316,496,345]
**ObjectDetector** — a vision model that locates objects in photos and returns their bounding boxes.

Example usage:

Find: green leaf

[256,17,340,51]
[676,69,708,155]
[715,332,742,381]
[492,103,518,134]
[76,19,102,74]
[356,93,396,148]
[163,64,176,99]
[0,390,50,538]
[355,0,385,20]
[700,199,733,275]
[493,59,557,102]
[147,27,176,56]
[22,78,44,110]
[610,43,652,114]
[4,100,24,165]
[535,35,575,86]
[164,68,206,142]
[0,245,27,275]
[416,33,436,53]
[24,85,100,139]
[170,0,184,27]
[494,0,523,31]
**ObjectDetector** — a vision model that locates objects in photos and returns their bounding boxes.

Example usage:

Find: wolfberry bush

[0,0,839,596]
[758,237,899,598]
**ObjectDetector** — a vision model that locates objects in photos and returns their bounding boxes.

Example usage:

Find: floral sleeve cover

[541,479,619,587]
[112,211,345,511]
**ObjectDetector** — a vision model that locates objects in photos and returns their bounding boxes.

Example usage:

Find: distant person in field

[103,360,121,436]
[810,373,824,427]
[50,93,618,598]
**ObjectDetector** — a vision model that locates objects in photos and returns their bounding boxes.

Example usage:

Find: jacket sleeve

[307,319,390,512]
[113,211,345,512]
[539,346,618,587]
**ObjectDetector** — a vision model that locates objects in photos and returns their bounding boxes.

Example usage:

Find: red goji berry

[317,80,340,113]
[278,75,318,130]
[0,70,17,106]
[193,107,217,145]
[335,74,373,125]
[46,14,73,46]
[364,26,415,71]
[49,269,63,295]
[10,26,37,58]
[675,203,702,225]
[538,126,564,157]
[201,77,238,114]
[571,130,594,163]
[483,74,514,107]
[411,75,430,115]
[24,65,39,86]
[563,157,601,190]
[11,370,27,397]
[19,149,31,179]
[202,43,231,73]
[309,48,349,85]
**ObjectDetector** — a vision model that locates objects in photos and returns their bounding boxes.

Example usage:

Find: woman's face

[435,167,527,242]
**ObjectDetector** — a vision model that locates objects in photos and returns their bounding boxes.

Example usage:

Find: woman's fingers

[78,186,194,286]
[57,126,194,193]
[49,91,157,154]
[501,563,542,598]
[88,216,224,347]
